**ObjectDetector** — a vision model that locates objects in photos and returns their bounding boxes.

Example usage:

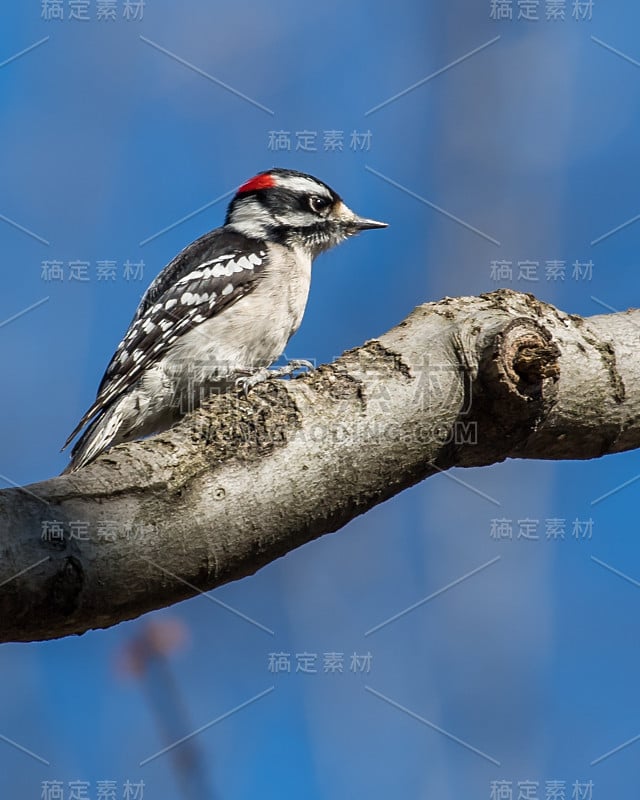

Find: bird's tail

[62,404,127,474]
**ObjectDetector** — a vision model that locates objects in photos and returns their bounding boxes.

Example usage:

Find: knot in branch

[484,317,560,402]
[473,317,561,449]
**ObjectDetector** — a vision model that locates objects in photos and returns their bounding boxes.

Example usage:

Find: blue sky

[2,1,640,798]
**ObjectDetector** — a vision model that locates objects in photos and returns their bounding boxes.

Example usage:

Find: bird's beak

[337,201,388,233]
[350,215,389,231]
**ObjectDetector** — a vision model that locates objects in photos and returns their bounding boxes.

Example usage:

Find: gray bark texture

[2,289,639,643]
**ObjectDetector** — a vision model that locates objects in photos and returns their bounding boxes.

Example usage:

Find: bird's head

[224,168,387,256]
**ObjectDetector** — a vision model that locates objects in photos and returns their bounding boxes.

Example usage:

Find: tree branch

[3,289,639,643]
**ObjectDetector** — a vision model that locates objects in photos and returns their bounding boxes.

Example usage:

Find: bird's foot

[235,359,315,395]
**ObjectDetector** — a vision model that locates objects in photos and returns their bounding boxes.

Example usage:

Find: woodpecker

[62,168,387,472]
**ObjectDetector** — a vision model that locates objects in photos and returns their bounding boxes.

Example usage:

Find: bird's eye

[308,195,330,214]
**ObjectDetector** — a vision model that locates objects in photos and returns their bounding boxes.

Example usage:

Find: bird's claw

[235,368,271,396]
[282,359,315,374]
[235,360,315,396]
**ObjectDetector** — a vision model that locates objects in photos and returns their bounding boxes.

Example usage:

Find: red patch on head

[237,173,276,194]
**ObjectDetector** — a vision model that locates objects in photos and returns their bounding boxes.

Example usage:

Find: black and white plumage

[62,168,387,472]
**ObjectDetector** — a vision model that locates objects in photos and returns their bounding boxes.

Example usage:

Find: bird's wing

[63,229,268,450]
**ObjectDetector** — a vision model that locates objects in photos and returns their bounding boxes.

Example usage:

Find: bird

[62,168,387,472]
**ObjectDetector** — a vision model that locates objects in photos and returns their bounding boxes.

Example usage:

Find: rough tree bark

[2,289,639,643]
